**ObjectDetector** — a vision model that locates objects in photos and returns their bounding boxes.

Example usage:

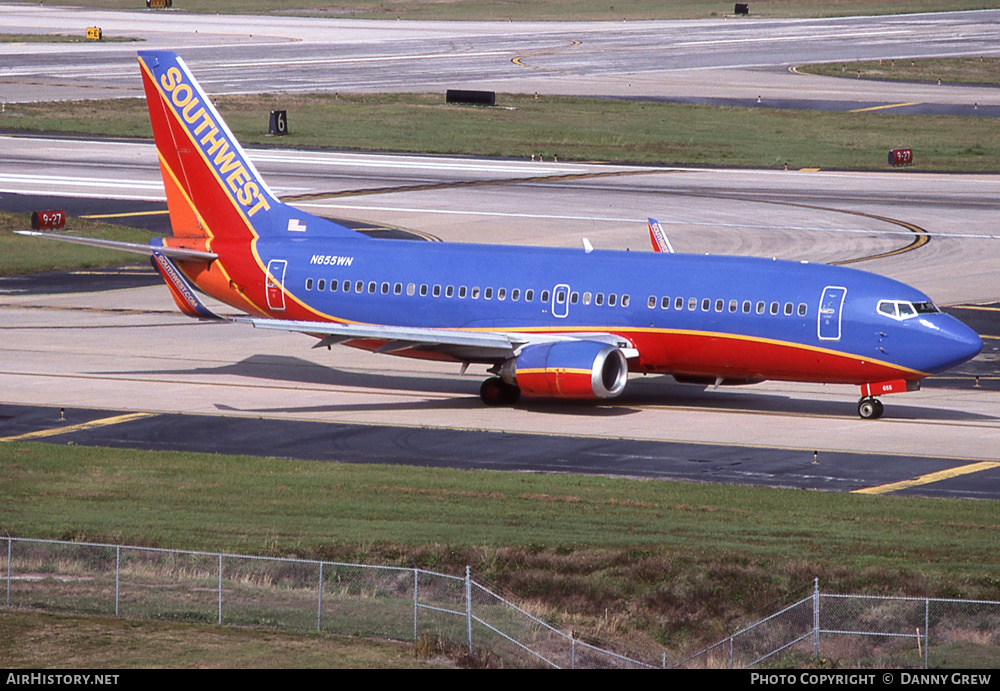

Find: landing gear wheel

[857,397,884,420]
[480,377,520,406]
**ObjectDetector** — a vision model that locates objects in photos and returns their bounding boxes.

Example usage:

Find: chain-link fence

[2,537,653,668]
[673,579,1000,669]
[6,539,999,668]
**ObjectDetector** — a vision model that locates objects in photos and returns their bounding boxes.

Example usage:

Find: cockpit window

[878,299,936,321]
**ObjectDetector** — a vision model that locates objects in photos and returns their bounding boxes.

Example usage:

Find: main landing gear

[480,377,520,406]
[857,397,885,420]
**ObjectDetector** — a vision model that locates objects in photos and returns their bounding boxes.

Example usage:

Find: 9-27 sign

[889,148,913,166]
[31,211,66,230]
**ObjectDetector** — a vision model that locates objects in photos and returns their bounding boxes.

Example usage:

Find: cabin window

[459,286,467,299]
[433,284,441,297]
[784,302,793,315]
[305,278,314,290]
[798,303,807,316]
[485,288,494,300]
[445,285,454,298]
[608,294,617,307]
[648,296,657,309]
[595,293,604,306]
[355,281,364,293]
[343,280,351,292]
[381,282,389,295]
[512,289,520,301]
[526,290,534,302]
[498,288,507,301]
[472,287,480,299]
[368,281,377,294]
[317,279,325,291]
[742,300,751,314]
[756,301,765,314]
[675,297,684,310]
[688,298,697,311]
[555,290,566,305]
[661,296,670,309]
[729,300,737,313]
[406,283,415,296]
[394,283,402,295]
[770,302,779,315]
[420,284,428,297]
[330,280,338,292]
[541,290,550,303]
[582,292,591,305]
[571,292,579,305]
[622,295,630,307]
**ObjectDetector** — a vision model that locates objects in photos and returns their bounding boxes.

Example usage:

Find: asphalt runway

[2,7,1000,499]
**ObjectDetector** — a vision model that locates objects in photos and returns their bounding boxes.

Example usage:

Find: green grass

[0,610,453,668]
[0,33,140,44]
[799,57,1000,86]
[18,0,1000,20]
[0,212,152,276]
[2,441,999,657]
[4,93,999,172]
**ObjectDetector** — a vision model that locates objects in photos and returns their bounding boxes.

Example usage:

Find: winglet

[647,217,674,253]
[150,250,224,320]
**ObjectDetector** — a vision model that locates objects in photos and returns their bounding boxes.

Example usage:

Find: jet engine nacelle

[500,341,629,399]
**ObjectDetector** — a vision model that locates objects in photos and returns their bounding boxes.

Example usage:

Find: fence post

[924,599,930,669]
[115,545,120,616]
[465,565,473,653]
[571,634,577,669]
[217,554,223,625]
[6,538,10,607]
[317,562,323,632]
[413,569,418,641]
[812,577,820,660]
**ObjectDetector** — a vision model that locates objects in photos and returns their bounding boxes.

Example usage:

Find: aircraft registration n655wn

[21,51,983,419]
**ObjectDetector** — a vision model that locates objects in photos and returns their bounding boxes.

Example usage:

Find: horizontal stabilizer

[15,231,217,262]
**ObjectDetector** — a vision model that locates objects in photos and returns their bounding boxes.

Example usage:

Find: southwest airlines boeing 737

[20,51,983,419]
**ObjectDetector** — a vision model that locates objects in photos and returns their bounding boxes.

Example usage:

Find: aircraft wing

[240,317,638,363]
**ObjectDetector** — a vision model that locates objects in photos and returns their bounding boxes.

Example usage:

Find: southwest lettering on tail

[20,50,984,419]
[157,65,271,218]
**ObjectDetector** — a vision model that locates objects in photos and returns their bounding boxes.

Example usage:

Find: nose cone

[928,315,983,374]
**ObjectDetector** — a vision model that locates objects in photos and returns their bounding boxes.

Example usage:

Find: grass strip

[799,57,1000,86]
[4,441,999,652]
[0,212,153,276]
[3,93,999,172]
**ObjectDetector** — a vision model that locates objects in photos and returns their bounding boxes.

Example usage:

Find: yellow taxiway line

[0,412,153,443]
[853,461,1000,495]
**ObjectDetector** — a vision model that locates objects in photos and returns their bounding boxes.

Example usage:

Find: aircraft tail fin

[137,50,357,243]
[647,217,674,253]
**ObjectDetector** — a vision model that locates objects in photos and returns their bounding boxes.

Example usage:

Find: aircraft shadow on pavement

[126,355,994,422]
